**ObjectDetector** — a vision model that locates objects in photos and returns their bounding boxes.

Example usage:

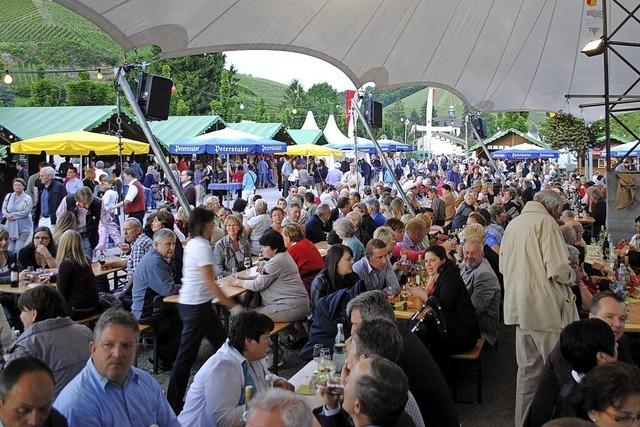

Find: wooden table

[577,216,595,237]
[288,360,323,409]
[625,300,640,333]
[163,284,248,305]
[315,241,329,257]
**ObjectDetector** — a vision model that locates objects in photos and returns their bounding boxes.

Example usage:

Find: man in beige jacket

[500,190,579,427]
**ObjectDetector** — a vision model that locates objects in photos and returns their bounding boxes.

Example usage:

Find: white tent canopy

[55,0,640,119]
[301,111,320,131]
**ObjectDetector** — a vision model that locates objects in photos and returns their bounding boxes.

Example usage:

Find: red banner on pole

[345,90,356,127]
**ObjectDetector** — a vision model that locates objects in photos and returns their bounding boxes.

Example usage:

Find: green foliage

[0,85,15,106]
[373,86,424,106]
[210,69,242,121]
[255,98,268,122]
[482,112,531,135]
[539,112,596,154]
[30,78,63,106]
[591,112,640,141]
[382,87,465,125]
[280,80,306,128]
[65,79,114,106]
[306,83,339,129]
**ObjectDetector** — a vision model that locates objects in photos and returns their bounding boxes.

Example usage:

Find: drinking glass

[326,374,344,396]
[313,344,324,364]
[243,257,251,270]
[231,267,239,285]
[216,275,224,287]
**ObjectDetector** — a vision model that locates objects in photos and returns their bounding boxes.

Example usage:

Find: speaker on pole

[364,99,383,129]
[470,116,487,139]
[137,73,173,121]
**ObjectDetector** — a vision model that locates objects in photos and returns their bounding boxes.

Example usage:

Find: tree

[0,85,15,107]
[306,82,339,128]
[209,68,241,122]
[592,112,640,141]
[255,97,268,122]
[66,72,114,106]
[495,112,530,133]
[281,80,306,128]
[539,112,596,154]
[30,78,63,106]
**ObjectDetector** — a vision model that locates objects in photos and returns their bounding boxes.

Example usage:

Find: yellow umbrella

[10,130,150,155]
[282,144,343,157]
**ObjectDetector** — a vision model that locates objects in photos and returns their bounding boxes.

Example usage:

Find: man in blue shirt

[55,309,180,427]
[352,239,400,292]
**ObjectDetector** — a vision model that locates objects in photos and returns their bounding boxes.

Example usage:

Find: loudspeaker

[364,100,383,129]
[137,73,173,121]
[470,117,487,139]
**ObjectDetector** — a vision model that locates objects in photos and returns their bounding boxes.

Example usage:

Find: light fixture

[3,71,12,85]
[581,38,605,57]
[239,103,245,110]
[171,85,177,94]
[96,69,104,80]
[292,108,297,114]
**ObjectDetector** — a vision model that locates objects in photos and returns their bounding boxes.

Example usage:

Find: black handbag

[409,296,448,347]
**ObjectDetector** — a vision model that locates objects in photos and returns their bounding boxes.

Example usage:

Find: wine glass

[326,374,344,396]
[243,257,251,270]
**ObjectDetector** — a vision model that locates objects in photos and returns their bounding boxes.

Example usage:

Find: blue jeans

[144,187,156,209]
[167,301,227,413]
[258,172,268,188]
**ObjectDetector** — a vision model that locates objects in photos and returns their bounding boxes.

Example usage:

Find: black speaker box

[364,100,383,128]
[470,117,487,139]
[138,73,173,121]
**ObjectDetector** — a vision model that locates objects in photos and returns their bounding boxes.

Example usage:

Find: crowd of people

[0,151,638,427]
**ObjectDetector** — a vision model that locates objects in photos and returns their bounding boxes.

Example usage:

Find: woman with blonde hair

[283,223,324,291]
[54,230,98,320]
[82,168,96,192]
[213,215,252,277]
[52,212,77,246]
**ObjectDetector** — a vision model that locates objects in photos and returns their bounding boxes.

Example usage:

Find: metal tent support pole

[115,67,191,215]
[468,116,507,184]
[602,0,612,171]
[351,99,415,217]
[227,154,231,208]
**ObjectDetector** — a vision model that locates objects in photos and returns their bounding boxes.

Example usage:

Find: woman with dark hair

[9,285,92,397]
[310,244,358,310]
[410,245,479,369]
[0,225,16,284]
[242,231,309,323]
[167,206,240,413]
[576,363,640,425]
[232,198,248,222]
[18,226,57,271]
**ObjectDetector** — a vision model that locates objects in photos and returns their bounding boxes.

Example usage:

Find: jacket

[300,281,365,360]
[35,180,67,225]
[132,248,179,322]
[305,214,331,243]
[500,201,579,332]
[65,195,102,249]
[9,317,92,398]
[313,407,415,427]
[243,252,309,309]
[213,235,252,277]
[451,202,474,230]
[310,271,360,311]
[287,238,324,290]
[460,259,501,346]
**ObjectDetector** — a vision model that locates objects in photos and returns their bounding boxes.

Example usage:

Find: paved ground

[139,185,517,426]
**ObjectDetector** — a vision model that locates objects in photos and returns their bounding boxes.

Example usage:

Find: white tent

[323,114,373,147]
[301,111,320,131]
[55,0,639,119]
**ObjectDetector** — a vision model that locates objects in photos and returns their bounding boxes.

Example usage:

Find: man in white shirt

[629,215,640,247]
[112,168,145,224]
[341,163,363,189]
[326,164,344,188]
[65,167,83,195]
[178,311,294,427]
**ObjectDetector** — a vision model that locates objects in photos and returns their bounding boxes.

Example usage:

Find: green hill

[0,0,124,80]
[381,86,466,120]
[236,74,287,107]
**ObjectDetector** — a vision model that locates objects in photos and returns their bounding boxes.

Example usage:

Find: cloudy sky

[224,50,357,92]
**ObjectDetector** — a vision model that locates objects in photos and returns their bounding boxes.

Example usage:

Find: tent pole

[115,67,191,215]
[227,154,231,208]
[351,98,415,216]
[79,155,83,180]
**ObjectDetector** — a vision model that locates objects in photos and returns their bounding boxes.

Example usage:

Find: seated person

[144,209,183,284]
[53,230,99,320]
[0,357,68,427]
[178,312,295,426]
[269,207,285,235]
[55,309,180,426]
[242,232,310,322]
[310,245,358,310]
[314,356,411,427]
[409,245,480,370]
[629,215,640,247]
[345,211,371,248]
[304,203,332,244]
[9,285,92,398]
[332,218,365,263]
[245,388,313,427]
[132,228,181,370]
[460,239,501,346]
[0,225,16,283]
[281,202,302,228]
[282,223,324,292]
[526,318,617,426]
[214,215,252,277]
[575,363,640,424]
[245,200,272,256]
[391,218,429,262]
[352,239,400,292]
[18,226,57,272]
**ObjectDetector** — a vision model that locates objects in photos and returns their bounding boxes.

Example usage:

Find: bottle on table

[241,385,254,424]
[10,261,19,288]
[415,255,425,287]
[333,323,346,372]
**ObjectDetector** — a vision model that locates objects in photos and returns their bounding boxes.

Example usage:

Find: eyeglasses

[603,409,640,425]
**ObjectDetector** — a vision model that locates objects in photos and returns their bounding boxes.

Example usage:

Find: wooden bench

[74,313,103,327]
[450,338,485,404]
[269,322,292,375]
[135,324,159,374]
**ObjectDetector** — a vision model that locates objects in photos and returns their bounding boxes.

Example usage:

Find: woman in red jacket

[282,223,324,292]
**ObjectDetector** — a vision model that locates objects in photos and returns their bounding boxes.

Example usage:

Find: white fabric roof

[301,111,320,131]
[55,0,639,119]
[323,114,351,145]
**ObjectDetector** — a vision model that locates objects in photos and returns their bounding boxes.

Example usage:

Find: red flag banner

[585,0,597,6]
[345,90,356,127]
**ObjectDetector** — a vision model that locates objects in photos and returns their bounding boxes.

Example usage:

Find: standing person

[167,207,241,413]
[2,178,33,252]
[34,166,67,229]
[113,168,145,225]
[243,164,258,201]
[427,187,446,227]
[65,167,83,195]
[257,156,269,189]
[180,170,197,207]
[281,157,293,197]
[14,161,28,182]
[312,159,328,196]
[82,168,96,192]
[500,190,578,426]
[441,184,457,226]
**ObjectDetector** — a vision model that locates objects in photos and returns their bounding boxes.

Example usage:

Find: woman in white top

[167,206,240,413]
[97,177,120,250]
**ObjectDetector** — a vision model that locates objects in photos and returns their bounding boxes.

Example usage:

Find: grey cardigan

[9,317,92,398]
[244,252,309,309]
[213,235,252,277]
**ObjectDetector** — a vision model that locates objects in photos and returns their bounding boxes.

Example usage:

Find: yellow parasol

[10,130,150,155]
[281,144,343,157]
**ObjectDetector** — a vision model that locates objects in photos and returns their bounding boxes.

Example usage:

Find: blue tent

[169,127,286,155]
[491,143,559,159]
[611,141,640,157]
[328,139,400,153]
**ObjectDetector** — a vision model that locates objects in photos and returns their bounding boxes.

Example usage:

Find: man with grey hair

[500,189,578,426]
[246,199,272,255]
[366,198,386,227]
[304,203,332,243]
[132,228,180,369]
[345,291,460,427]
[427,187,446,226]
[55,309,180,426]
[34,165,67,228]
[451,190,476,230]
[246,388,313,427]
